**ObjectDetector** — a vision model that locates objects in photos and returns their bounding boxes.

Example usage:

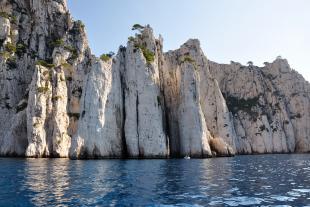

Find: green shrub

[61,62,72,69]
[16,43,26,56]
[10,15,17,24]
[52,95,62,102]
[48,70,53,81]
[61,62,71,67]
[61,62,74,78]
[5,42,16,53]
[0,51,11,59]
[0,12,17,24]
[136,34,142,39]
[76,20,85,29]
[0,12,10,19]
[128,36,135,42]
[51,39,64,47]
[30,50,38,58]
[134,44,155,64]
[64,45,78,60]
[142,48,155,64]
[100,54,111,62]
[6,56,17,70]
[181,55,195,64]
[37,86,49,93]
[132,24,145,31]
[36,60,55,68]
[108,51,115,57]
[70,52,78,60]
[64,45,75,52]
[247,61,253,66]
[180,55,198,70]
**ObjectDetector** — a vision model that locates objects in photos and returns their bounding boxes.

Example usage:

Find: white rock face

[162,40,236,157]
[177,62,212,157]
[26,65,70,157]
[26,66,52,157]
[0,0,309,159]
[121,27,169,158]
[163,53,211,157]
[0,17,10,40]
[0,0,92,157]
[50,68,71,157]
[70,59,124,158]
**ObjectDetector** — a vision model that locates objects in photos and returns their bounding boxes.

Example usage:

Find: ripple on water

[226,187,239,193]
[223,196,264,206]
[272,205,293,207]
[292,189,310,193]
[150,204,204,207]
[270,195,296,202]
[287,191,302,197]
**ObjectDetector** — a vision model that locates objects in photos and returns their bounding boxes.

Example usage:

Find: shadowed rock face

[209,59,310,154]
[0,0,309,158]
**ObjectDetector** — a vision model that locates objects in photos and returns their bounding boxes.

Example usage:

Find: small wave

[223,196,264,206]
[292,189,310,193]
[270,195,296,202]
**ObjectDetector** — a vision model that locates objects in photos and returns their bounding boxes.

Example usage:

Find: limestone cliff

[0,0,92,157]
[209,59,310,154]
[0,0,309,158]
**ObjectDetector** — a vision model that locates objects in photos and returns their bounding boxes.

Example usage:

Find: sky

[67,0,310,81]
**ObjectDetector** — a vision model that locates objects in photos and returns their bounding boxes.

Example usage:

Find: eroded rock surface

[70,60,124,158]
[0,0,309,158]
[209,59,310,154]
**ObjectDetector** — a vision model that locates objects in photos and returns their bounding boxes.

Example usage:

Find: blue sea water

[0,154,309,207]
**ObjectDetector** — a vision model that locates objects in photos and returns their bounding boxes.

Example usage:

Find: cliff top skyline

[68,0,310,81]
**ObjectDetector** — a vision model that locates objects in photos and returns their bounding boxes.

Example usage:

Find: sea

[0,154,309,206]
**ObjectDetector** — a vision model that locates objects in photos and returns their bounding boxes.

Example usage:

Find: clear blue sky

[67,0,310,81]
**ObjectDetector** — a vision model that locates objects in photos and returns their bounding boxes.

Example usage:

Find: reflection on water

[23,159,71,206]
[0,154,309,206]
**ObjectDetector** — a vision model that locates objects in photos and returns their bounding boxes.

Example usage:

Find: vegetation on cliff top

[36,60,55,68]
[132,24,145,31]
[135,44,155,64]
[100,52,115,62]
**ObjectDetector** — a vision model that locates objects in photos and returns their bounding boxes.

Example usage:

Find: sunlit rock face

[0,0,309,158]
[70,60,124,159]
[120,27,169,158]
[0,0,92,157]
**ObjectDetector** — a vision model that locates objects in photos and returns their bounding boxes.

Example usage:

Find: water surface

[0,154,309,206]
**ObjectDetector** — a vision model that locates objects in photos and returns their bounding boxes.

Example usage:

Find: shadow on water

[0,154,309,206]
